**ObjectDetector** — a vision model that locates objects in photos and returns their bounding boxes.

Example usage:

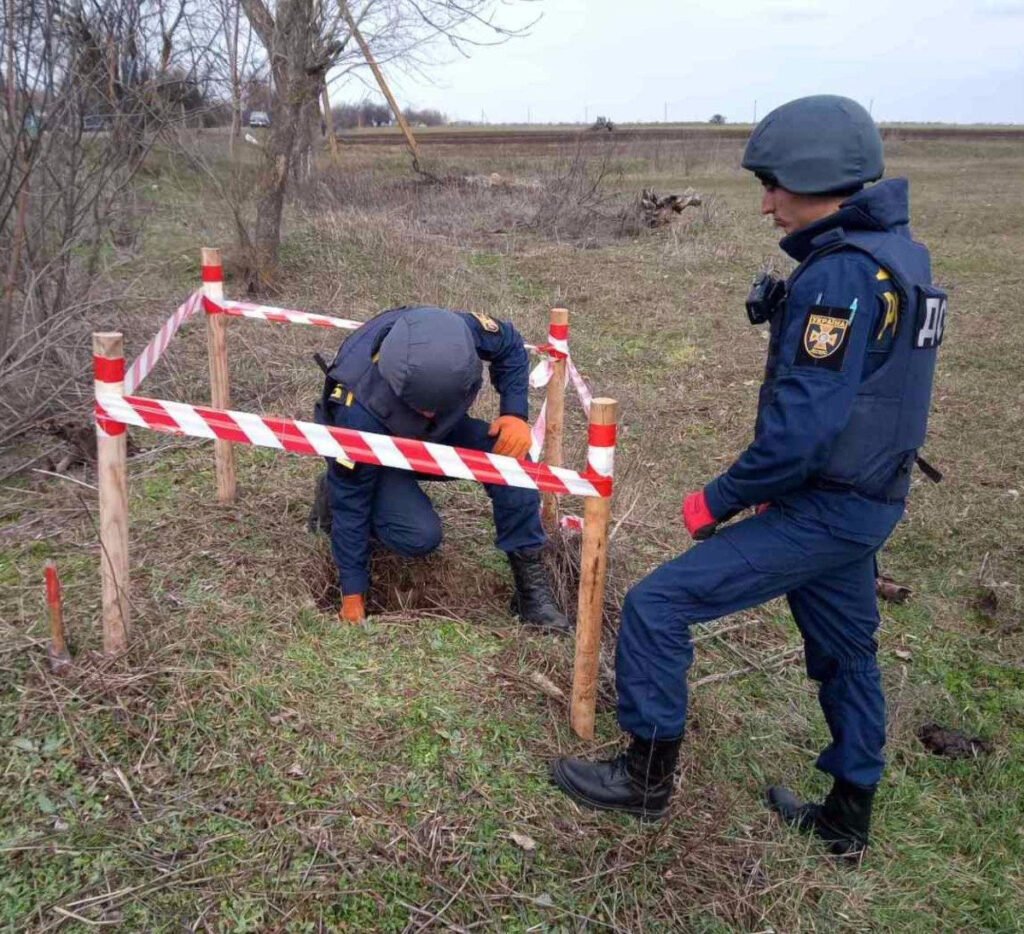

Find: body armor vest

[772,227,946,501]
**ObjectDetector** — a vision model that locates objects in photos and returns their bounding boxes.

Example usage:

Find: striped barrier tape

[203,296,365,332]
[528,316,594,460]
[204,295,579,370]
[94,392,613,498]
[199,292,591,461]
[124,291,203,394]
[117,282,609,499]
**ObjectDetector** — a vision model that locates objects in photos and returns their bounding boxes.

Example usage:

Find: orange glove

[488,415,532,459]
[339,593,366,624]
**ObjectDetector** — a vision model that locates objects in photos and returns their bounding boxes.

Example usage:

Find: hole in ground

[305,541,512,617]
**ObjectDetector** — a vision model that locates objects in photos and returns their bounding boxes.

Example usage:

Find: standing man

[314,304,569,633]
[551,96,946,858]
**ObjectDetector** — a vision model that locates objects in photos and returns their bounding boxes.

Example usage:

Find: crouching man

[313,304,569,633]
[550,96,946,858]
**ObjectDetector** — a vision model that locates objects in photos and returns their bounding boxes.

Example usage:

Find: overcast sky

[372,0,1024,125]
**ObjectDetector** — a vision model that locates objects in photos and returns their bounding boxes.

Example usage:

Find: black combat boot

[508,549,571,633]
[308,471,332,535]
[550,735,682,820]
[766,779,875,859]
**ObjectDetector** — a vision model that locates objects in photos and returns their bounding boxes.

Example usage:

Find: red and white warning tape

[114,273,610,501]
[124,291,203,394]
[94,391,612,498]
[528,319,594,461]
[203,296,365,332]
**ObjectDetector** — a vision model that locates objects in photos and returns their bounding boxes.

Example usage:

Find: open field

[336,123,1024,146]
[2,131,1023,930]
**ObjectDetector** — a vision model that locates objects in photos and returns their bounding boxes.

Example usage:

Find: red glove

[682,491,717,541]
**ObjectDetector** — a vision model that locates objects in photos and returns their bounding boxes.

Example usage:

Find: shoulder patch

[472,311,500,333]
[795,305,853,371]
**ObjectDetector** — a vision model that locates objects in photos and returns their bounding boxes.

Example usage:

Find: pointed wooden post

[201,247,236,503]
[541,308,568,530]
[93,332,130,655]
[571,398,617,739]
[45,560,71,674]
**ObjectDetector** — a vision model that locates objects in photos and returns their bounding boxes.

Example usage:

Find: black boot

[766,779,875,859]
[508,549,571,633]
[308,471,332,535]
[550,735,681,820]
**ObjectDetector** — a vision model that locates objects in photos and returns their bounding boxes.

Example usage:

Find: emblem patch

[795,305,853,371]
[472,311,500,333]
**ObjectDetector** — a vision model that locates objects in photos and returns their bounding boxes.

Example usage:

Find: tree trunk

[241,0,328,287]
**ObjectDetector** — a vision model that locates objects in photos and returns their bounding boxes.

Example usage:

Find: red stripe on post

[201,264,224,283]
[588,423,617,447]
[94,356,125,383]
[549,323,569,341]
[45,564,61,608]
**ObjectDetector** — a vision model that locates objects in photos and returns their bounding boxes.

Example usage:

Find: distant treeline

[331,101,447,128]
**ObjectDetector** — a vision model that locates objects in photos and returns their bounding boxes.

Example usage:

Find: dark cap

[742,95,884,194]
[377,308,482,414]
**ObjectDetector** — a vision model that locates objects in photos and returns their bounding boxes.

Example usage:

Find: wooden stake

[541,308,568,530]
[322,82,340,163]
[201,247,237,504]
[44,560,71,674]
[570,398,618,740]
[94,332,130,655]
[340,1,421,171]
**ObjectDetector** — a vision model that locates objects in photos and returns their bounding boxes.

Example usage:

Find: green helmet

[742,95,884,194]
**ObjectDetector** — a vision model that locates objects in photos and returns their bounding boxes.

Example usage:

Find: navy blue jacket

[704,179,944,542]
[319,307,531,594]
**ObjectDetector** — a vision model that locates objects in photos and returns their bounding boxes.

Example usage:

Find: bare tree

[0,0,221,444]
[234,0,536,288]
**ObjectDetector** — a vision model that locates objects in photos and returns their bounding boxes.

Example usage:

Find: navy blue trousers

[616,506,887,788]
[370,416,546,558]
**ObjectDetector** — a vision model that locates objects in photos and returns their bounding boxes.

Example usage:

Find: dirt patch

[917,723,994,758]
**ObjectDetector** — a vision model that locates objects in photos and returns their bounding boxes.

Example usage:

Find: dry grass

[2,131,1023,931]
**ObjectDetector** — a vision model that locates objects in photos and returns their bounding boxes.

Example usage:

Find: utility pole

[341,1,420,169]
[753,99,758,123]
[584,104,588,124]
[527,105,531,124]
[663,101,668,123]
